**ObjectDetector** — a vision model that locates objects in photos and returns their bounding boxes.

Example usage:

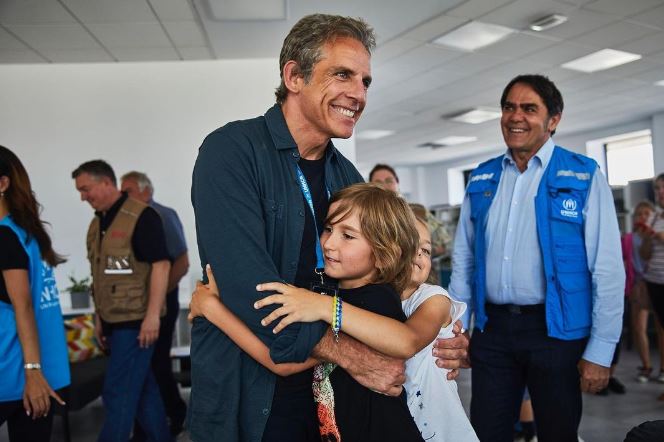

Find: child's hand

[188,264,221,322]
[255,282,331,333]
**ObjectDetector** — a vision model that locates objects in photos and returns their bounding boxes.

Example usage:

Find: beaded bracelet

[331,295,343,343]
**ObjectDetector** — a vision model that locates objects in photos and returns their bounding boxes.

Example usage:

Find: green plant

[66,274,91,293]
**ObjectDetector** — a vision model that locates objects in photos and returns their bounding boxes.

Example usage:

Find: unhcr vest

[466,145,597,340]
[86,197,152,323]
[0,215,70,401]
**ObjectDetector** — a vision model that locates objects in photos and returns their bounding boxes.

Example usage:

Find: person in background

[369,164,452,259]
[640,173,664,400]
[121,171,189,437]
[72,160,172,442]
[0,145,70,442]
[628,200,664,384]
[449,74,624,442]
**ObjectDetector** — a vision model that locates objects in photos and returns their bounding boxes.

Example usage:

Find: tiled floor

[2,348,663,442]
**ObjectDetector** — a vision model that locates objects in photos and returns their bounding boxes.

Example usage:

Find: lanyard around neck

[295,164,330,272]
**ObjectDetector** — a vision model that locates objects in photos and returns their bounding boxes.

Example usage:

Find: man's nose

[347,78,367,103]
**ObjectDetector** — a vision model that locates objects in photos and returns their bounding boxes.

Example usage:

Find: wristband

[24,363,41,370]
[331,295,343,343]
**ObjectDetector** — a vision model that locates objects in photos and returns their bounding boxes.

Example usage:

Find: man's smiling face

[500,82,560,156]
[296,36,372,140]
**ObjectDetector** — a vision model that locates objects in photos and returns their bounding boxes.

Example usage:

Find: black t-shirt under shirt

[267,157,328,440]
[331,284,424,442]
[0,226,29,304]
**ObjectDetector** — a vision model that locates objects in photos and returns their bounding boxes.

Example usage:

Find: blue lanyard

[295,165,329,272]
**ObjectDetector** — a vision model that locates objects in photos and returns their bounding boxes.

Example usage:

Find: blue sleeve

[448,194,475,330]
[192,130,325,363]
[162,208,187,260]
[581,167,624,367]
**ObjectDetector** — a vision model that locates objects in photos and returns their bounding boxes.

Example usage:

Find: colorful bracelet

[331,295,343,343]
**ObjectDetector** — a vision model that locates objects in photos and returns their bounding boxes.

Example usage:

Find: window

[605,131,654,186]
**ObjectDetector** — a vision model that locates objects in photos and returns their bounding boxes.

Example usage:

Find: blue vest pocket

[559,283,592,331]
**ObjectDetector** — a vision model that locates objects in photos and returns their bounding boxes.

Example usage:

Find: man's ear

[548,112,561,134]
[283,60,304,94]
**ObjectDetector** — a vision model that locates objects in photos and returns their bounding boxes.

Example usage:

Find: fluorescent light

[561,49,641,73]
[446,108,502,125]
[355,130,395,140]
[432,21,516,51]
[529,14,568,32]
[655,80,664,87]
[206,0,287,21]
[433,136,478,145]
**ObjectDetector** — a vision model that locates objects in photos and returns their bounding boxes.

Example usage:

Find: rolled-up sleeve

[581,168,625,367]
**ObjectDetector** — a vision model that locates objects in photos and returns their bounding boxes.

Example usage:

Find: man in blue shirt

[189,14,468,442]
[449,74,624,442]
[121,171,189,437]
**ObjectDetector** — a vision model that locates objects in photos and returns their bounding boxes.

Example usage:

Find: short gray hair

[121,171,153,194]
[275,14,376,104]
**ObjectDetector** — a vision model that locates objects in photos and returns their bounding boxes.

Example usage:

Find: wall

[0,59,287,306]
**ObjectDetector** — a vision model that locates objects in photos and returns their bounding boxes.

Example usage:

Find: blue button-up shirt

[149,199,187,261]
[450,138,624,367]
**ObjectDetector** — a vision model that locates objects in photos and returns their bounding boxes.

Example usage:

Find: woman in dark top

[0,145,70,441]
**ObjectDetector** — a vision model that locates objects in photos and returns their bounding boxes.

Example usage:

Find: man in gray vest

[72,160,172,442]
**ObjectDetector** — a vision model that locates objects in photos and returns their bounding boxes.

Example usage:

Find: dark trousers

[133,289,186,439]
[646,281,664,326]
[470,304,586,442]
[0,398,54,442]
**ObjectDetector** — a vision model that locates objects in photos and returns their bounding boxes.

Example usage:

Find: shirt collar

[502,137,555,171]
[95,192,127,221]
[264,103,338,159]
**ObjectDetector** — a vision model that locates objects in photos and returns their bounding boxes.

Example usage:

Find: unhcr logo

[560,198,578,218]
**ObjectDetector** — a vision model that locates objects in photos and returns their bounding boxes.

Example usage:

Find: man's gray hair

[275,14,376,104]
[121,171,153,194]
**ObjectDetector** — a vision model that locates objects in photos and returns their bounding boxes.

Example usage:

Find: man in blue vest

[449,74,624,442]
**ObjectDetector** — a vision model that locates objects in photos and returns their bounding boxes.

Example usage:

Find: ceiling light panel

[206,0,287,21]
[655,80,664,87]
[356,130,395,140]
[432,21,516,51]
[446,108,502,124]
[434,136,478,145]
[561,49,642,73]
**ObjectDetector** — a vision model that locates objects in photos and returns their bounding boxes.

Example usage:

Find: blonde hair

[326,183,418,293]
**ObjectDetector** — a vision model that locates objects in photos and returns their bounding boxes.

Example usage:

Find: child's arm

[190,266,319,376]
[256,282,451,359]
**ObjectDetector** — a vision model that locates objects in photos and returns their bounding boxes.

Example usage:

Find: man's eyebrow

[503,100,539,108]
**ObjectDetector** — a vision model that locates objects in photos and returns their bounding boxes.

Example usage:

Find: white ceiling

[2,0,664,169]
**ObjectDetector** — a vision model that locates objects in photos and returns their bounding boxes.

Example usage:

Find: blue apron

[0,215,70,401]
